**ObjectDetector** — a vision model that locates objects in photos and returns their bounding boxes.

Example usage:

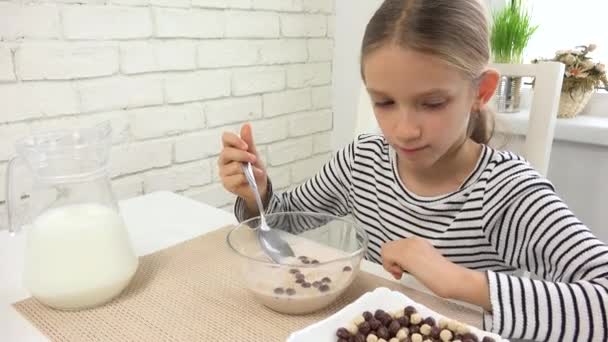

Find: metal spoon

[240,162,295,263]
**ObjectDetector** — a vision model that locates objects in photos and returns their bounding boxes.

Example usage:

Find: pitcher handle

[6,156,28,235]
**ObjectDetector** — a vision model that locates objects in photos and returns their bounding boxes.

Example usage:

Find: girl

[218,0,608,340]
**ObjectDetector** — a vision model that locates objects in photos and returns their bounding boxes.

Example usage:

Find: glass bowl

[226,212,368,315]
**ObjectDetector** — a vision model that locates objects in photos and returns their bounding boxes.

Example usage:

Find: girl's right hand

[218,123,269,215]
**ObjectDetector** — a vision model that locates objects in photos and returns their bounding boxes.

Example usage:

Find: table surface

[0,191,481,342]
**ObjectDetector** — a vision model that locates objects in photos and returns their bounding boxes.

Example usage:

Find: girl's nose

[396,108,422,141]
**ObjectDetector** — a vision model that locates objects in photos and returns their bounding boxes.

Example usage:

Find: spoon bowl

[240,162,295,263]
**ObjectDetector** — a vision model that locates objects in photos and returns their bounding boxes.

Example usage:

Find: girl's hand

[218,123,268,215]
[381,237,492,311]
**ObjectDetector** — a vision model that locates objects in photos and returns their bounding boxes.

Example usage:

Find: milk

[24,203,139,310]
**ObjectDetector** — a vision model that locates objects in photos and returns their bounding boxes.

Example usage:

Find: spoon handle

[240,162,267,227]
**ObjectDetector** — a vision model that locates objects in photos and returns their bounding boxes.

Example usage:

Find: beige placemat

[14,226,482,341]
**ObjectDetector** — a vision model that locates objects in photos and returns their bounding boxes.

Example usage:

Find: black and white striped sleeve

[234,138,356,222]
[483,178,608,341]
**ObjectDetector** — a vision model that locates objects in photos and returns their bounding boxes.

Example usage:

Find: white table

[0,191,477,341]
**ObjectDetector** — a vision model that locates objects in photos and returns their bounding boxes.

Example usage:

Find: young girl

[218,0,608,340]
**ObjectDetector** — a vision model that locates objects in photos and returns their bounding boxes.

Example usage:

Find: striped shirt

[235,134,608,341]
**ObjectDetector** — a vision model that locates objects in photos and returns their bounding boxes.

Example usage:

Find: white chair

[355,62,565,176]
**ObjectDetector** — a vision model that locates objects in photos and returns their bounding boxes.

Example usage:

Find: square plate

[287,287,508,342]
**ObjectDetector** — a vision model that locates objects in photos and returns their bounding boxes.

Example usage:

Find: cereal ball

[440,329,453,342]
[369,318,382,330]
[423,317,436,327]
[419,324,432,336]
[377,326,390,340]
[404,306,417,316]
[396,328,408,340]
[353,334,366,342]
[397,316,409,327]
[346,322,359,335]
[456,324,470,335]
[411,333,423,342]
[336,328,350,339]
[447,320,459,332]
[367,334,379,342]
[353,315,366,326]
[388,320,401,336]
[410,313,423,325]
[430,326,441,338]
[359,321,371,335]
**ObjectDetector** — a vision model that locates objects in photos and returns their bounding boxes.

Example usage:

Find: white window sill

[495,110,608,147]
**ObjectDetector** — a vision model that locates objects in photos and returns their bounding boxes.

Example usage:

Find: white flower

[597,64,606,73]
[561,54,577,65]
[566,67,588,78]
[582,60,595,70]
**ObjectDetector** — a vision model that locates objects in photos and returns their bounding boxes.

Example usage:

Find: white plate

[287,287,508,342]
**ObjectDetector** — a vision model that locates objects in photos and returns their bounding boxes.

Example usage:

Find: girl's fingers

[222,131,248,150]
[218,147,257,166]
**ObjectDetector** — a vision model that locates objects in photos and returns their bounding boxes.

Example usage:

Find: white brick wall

[0,1,335,216]
[263,88,311,117]
[312,85,332,108]
[63,6,153,40]
[0,4,60,40]
[0,47,15,81]
[232,66,285,96]
[155,8,224,38]
[288,109,333,136]
[287,62,332,88]
[16,44,119,80]
[281,14,327,37]
[226,11,279,38]
[121,41,198,74]
[198,40,259,68]
[204,96,262,127]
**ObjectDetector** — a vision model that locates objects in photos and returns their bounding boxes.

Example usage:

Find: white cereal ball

[447,320,459,332]
[396,328,408,340]
[420,324,432,336]
[423,340,433,342]
[390,338,400,342]
[353,315,366,326]
[378,339,388,342]
[411,333,423,342]
[440,329,454,342]
[367,334,379,342]
[410,313,423,325]
[456,324,470,335]
[438,318,449,329]
[453,340,462,342]
[393,310,405,319]
[346,322,358,335]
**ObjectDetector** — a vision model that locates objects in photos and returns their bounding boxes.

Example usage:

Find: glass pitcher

[5,122,139,310]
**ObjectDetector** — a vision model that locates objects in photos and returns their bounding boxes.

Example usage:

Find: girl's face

[363,45,493,171]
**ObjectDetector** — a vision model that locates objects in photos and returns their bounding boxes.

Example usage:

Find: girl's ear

[475,69,500,108]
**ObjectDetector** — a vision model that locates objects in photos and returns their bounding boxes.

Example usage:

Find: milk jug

[5,122,138,310]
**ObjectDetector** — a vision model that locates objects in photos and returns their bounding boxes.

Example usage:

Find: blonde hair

[361,0,494,144]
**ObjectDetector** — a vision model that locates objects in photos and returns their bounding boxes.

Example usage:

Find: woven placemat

[14,226,482,341]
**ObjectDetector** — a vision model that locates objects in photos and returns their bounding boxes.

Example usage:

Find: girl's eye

[374,100,394,108]
[422,101,447,110]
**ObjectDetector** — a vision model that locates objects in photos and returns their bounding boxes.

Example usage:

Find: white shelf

[495,110,608,147]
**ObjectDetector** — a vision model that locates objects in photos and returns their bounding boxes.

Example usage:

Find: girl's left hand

[381,237,491,311]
